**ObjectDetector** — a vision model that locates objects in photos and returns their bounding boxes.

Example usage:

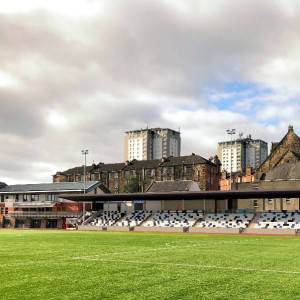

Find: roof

[59,154,216,175]
[265,162,300,181]
[160,155,214,167]
[0,181,106,194]
[60,189,300,202]
[147,180,194,193]
[59,165,95,175]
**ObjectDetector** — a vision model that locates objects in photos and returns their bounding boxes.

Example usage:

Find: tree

[122,176,140,193]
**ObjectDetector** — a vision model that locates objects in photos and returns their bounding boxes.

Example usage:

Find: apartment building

[218,135,268,172]
[124,128,181,161]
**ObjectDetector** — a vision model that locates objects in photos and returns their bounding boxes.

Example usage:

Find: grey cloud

[1,0,300,183]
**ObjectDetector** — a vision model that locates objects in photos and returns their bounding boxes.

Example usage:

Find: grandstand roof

[60,188,300,202]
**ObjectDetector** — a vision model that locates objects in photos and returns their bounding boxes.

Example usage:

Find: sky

[1,0,300,184]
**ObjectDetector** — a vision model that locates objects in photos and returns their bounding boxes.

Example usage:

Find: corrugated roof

[0,181,103,193]
[147,180,193,192]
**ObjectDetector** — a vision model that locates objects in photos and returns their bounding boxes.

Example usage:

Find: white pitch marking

[77,258,300,275]
[72,239,260,260]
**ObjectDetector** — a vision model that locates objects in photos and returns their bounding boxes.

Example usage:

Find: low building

[144,180,202,211]
[0,181,110,229]
[53,154,221,194]
[220,166,255,191]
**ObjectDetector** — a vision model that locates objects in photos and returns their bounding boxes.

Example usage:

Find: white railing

[8,211,81,217]
[13,201,55,207]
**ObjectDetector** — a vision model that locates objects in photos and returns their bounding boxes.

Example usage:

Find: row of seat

[86,211,300,229]
[196,213,254,228]
[142,211,202,227]
[254,212,300,229]
[115,211,152,227]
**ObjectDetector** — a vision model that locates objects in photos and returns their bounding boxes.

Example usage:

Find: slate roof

[159,155,213,167]
[58,154,215,176]
[147,180,194,192]
[60,165,95,175]
[265,162,300,181]
[0,181,105,194]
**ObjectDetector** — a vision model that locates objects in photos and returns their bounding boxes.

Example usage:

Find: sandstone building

[53,154,221,194]
[232,126,300,211]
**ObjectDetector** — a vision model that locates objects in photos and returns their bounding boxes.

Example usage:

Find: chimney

[221,170,227,180]
[288,125,294,132]
[246,165,252,176]
[125,160,130,166]
[161,157,166,163]
[213,155,219,165]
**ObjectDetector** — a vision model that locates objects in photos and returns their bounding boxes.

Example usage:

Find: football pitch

[0,230,300,299]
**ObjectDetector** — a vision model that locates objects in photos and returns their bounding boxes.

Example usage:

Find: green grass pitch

[0,230,300,300]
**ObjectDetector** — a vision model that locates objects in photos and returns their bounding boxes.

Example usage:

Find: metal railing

[8,211,81,218]
[13,201,55,207]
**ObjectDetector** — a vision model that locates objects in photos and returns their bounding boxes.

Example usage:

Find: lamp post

[226,129,235,190]
[81,150,89,221]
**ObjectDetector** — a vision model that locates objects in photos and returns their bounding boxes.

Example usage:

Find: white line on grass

[77,258,300,275]
[72,239,260,260]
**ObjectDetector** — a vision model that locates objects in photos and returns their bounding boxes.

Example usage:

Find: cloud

[1,0,300,184]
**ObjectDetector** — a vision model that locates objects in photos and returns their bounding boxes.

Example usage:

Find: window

[47,194,55,202]
[15,195,19,202]
[151,169,155,176]
[268,198,273,204]
[286,198,291,204]
[125,171,130,177]
[23,194,28,201]
[1,195,4,202]
[254,200,258,207]
[31,194,39,201]
[183,166,187,173]
[163,167,167,175]
[114,182,118,189]
[114,172,118,179]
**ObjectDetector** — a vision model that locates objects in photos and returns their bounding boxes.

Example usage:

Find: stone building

[53,154,221,194]
[232,126,300,211]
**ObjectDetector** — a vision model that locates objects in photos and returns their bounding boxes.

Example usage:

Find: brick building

[53,154,221,194]
[220,166,255,191]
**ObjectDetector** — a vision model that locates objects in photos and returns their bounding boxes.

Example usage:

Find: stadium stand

[88,211,123,226]
[254,211,300,229]
[115,210,152,227]
[142,210,202,227]
[197,213,254,228]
